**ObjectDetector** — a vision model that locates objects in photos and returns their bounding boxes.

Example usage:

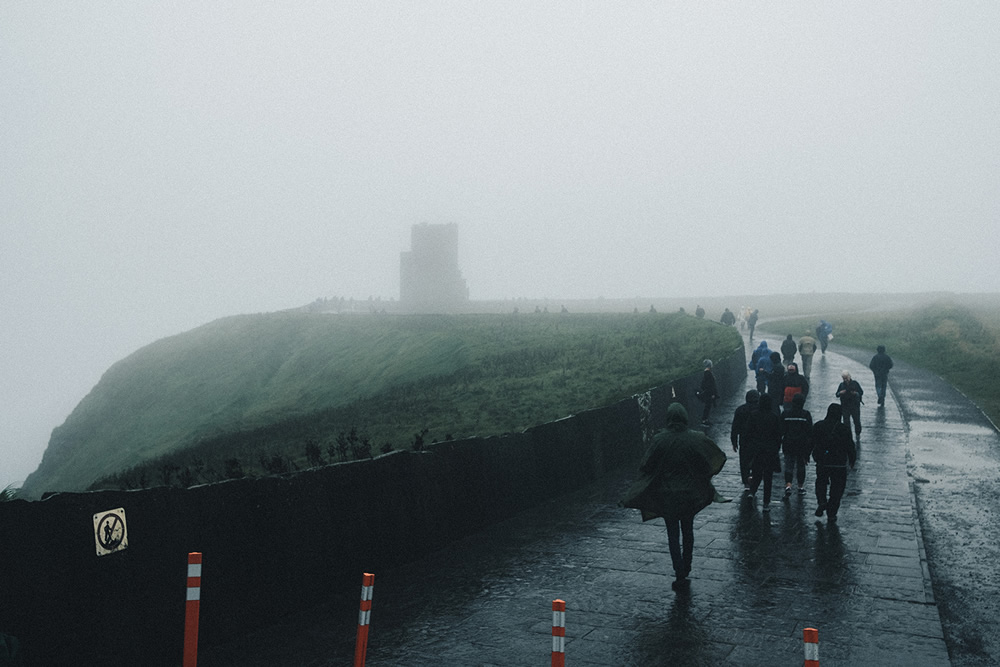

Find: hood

[665,402,689,431]
[824,403,843,421]
[756,341,769,351]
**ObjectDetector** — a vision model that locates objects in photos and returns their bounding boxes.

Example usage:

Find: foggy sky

[3,2,999,488]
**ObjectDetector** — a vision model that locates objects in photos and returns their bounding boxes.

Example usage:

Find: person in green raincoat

[622,402,728,591]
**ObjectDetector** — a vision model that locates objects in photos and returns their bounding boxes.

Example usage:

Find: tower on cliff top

[399,223,469,312]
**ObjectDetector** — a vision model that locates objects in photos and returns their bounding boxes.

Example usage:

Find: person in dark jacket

[781,362,809,409]
[747,309,759,339]
[780,393,813,498]
[746,393,782,509]
[622,403,727,591]
[780,334,797,365]
[698,359,719,426]
[765,352,785,414]
[730,389,759,491]
[836,371,864,439]
[869,345,894,406]
[811,403,857,522]
[720,308,736,326]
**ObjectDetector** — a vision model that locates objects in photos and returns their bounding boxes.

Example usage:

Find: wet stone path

[204,331,958,666]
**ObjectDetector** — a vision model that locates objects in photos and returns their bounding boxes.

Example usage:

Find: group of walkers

[623,330,895,593]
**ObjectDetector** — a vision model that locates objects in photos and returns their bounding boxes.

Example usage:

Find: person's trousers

[874,375,888,403]
[801,354,813,378]
[842,404,862,435]
[738,445,752,487]
[816,465,848,517]
[784,452,807,486]
[664,515,695,579]
[702,396,714,422]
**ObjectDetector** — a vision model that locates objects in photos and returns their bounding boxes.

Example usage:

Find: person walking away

[695,304,705,319]
[816,320,833,354]
[781,393,813,498]
[621,403,728,591]
[869,345,894,406]
[720,308,736,326]
[781,334,797,365]
[836,371,864,441]
[781,362,809,410]
[746,393,782,510]
[812,403,857,523]
[698,359,719,426]
[747,309,759,340]
[749,341,771,393]
[730,389,759,492]
[798,332,818,379]
[765,352,785,415]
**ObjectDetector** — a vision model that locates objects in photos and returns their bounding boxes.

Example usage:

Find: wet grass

[776,300,1000,425]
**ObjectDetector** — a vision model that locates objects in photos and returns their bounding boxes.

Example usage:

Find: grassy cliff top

[22,311,741,496]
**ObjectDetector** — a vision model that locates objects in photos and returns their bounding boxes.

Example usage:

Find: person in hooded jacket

[730,389,759,491]
[746,393,782,509]
[765,352,785,414]
[780,334,797,365]
[869,345,894,406]
[797,332,818,379]
[780,393,813,498]
[749,341,771,393]
[812,403,857,522]
[698,359,719,426]
[622,403,727,591]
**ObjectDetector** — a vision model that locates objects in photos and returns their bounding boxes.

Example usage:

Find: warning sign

[93,507,128,556]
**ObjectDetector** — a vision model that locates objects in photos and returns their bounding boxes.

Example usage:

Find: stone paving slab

[200,332,952,665]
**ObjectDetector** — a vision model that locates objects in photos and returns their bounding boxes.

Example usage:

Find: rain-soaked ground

[198,328,1000,666]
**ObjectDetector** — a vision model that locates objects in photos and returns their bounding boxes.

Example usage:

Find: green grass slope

[22,311,741,496]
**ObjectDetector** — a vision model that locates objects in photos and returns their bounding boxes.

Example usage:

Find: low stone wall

[0,345,745,666]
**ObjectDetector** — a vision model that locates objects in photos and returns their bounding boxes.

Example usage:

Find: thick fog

[3,3,999,489]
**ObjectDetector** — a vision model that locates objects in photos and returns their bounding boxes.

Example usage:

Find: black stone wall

[0,346,745,666]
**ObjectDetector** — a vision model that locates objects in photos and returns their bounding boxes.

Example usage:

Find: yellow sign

[93,507,128,556]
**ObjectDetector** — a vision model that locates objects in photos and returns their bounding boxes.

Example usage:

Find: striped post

[804,627,819,666]
[551,599,566,667]
[353,572,375,667]
[183,552,203,667]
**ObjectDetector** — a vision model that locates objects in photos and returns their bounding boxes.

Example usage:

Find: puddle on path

[907,421,996,436]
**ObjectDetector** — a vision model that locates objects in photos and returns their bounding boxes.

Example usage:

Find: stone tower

[399,222,469,311]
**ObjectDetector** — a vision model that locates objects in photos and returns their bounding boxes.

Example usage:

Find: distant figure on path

[869,345,894,406]
[698,359,719,426]
[720,308,736,326]
[836,371,864,439]
[746,393,783,510]
[622,403,727,592]
[730,389,760,491]
[695,305,705,319]
[747,309,759,339]
[811,403,857,523]
[816,320,833,354]
[781,393,813,498]
[797,332,818,378]
[750,341,771,393]
[781,334,797,365]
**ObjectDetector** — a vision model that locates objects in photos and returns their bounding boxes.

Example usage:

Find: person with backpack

[811,403,857,523]
[781,362,809,409]
[797,332,818,379]
[749,341,771,393]
[746,393,783,510]
[730,389,760,492]
[869,345,894,406]
[780,334,797,365]
[781,393,813,498]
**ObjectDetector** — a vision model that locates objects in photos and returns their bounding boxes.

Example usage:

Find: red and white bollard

[353,572,375,667]
[803,627,819,666]
[551,599,566,667]
[183,552,203,667]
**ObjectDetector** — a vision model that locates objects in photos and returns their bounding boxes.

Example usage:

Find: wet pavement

[200,328,1000,666]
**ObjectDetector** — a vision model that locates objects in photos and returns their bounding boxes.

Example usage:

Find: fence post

[354,572,375,667]
[804,627,819,666]
[552,599,566,667]
[184,552,203,667]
